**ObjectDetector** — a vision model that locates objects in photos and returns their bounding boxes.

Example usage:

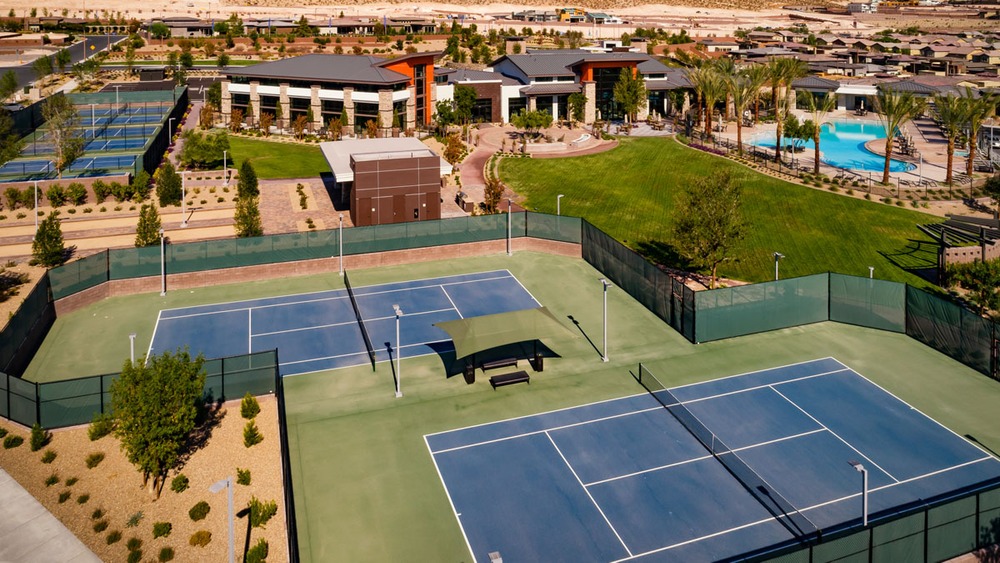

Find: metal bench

[481,358,517,372]
[490,371,530,390]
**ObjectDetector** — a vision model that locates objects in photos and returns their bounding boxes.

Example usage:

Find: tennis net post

[344,270,376,371]
[634,363,820,542]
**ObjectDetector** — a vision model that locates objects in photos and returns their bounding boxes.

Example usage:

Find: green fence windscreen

[525,213,581,243]
[872,512,924,562]
[0,274,55,376]
[695,274,829,343]
[49,250,109,300]
[8,375,37,426]
[927,496,977,561]
[906,286,994,377]
[343,214,510,255]
[829,274,906,333]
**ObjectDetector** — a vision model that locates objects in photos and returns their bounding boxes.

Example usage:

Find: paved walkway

[0,469,100,563]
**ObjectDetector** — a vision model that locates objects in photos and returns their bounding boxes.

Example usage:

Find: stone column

[528,96,536,111]
[221,81,232,125]
[378,89,393,137]
[310,85,322,129]
[637,96,650,122]
[343,87,355,128]
[406,85,417,131]
[583,81,596,124]
[249,81,261,125]
[279,83,290,129]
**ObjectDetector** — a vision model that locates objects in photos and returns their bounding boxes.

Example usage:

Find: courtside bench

[481,357,518,372]
[490,370,530,390]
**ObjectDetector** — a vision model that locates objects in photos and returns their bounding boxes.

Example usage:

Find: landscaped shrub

[65,477,78,486]
[188,501,211,521]
[91,508,105,520]
[248,496,278,528]
[66,182,87,205]
[92,180,110,203]
[30,423,51,451]
[58,490,71,503]
[0,428,6,439]
[126,537,142,551]
[153,521,172,538]
[93,519,108,533]
[45,184,66,207]
[106,530,122,544]
[126,549,142,563]
[44,473,59,487]
[41,449,57,463]
[237,468,251,486]
[241,392,260,419]
[88,412,114,441]
[126,511,143,528]
[77,493,90,504]
[158,547,175,562]
[3,435,23,448]
[189,530,211,547]
[243,420,263,447]
[85,452,105,468]
[170,474,189,493]
[245,538,269,563]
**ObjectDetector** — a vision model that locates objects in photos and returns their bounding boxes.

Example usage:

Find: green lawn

[500,137,942,285]
[227,136,330,179]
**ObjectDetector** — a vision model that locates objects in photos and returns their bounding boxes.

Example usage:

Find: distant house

[150,17,213,38]
[847,2,874,13]
[698,37,741,53]
[317,18,376,35]
[244,19,299,35]
[586,12,621,24]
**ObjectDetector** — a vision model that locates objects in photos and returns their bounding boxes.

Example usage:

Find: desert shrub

[188,501,211,521]
[127,549,142,563]
[240,392,260,419]
[126,537,142,551]
[0,428,6,438]
[92,180,110,203]
[45,473,59,487]
[153,521,172,538]
[158,547,175,562]
[126,511,143,528]
[91,508,105,520]
[30,423,51,451]
[93,519,108,532]
[171,474,189,493]
[244,420,263,447]
[248,496,278,528]
[189,530,211,547]
[85,452,105,468]
[41,449,57,463]
[65,476,78,486]
[245,538,269,563]
[58,490,71,503]
[237,467,251,486]
[45,184,66,207]
[88,412,114,441]
[3,435,23,448]
[77,493,90,504]
[106,530,122,544]
[66,182,87,205]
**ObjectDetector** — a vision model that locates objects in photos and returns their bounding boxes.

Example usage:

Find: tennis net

[344,270,376,370]
[634,363,820,541]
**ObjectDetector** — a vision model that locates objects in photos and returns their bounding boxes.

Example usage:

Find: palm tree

[745,63,770,124]
[686,67,708,133]
[931,92,967,186]
[767,58,808,162]
[797,91,837,175]
[727,70,761,156]
[712,58,737,121]
[962,88,999,178]
[873,89,926,186]
[699,70,727,139]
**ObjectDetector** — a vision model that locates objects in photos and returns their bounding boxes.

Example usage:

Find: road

[2,35,127,93]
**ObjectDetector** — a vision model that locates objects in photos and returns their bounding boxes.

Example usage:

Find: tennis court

[149,270,540,377]
[427,358,1000,562]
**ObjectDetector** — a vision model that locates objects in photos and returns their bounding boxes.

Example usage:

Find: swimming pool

[752,120,914,172]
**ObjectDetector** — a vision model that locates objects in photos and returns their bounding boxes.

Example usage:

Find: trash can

[463,363,475,384]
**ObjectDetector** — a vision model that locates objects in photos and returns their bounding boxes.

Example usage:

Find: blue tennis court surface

[426,358,1000,562]
[150,270,540,377]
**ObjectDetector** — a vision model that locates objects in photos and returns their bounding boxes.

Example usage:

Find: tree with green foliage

[71,57,101,87]
[873,89,926,185]
[985,174,1000,217]
[671,169,746,289]
[134,204,162,247]
[234,195,263,237]
[178,130,230,169]
[453,85,476,125]
[962,89,998,178]
[216,53,230,69]
[931,92,967,186]
[41,93,85,179]
[0,70,17,101]
[950,259,1000,317]
[0,110,23,168]
[179,51,194,69]
[131,169,152,201]
[206,82,222,109]
[110,349,206,497]
[150,22,170,42]
[767,57,808,163]
[32,211,66,267]
[434,99,456,136]
[510,108,553,139]
[237,160,259,198]
[156,161,182,206]
[54,49,72,74]
[797,91,837,175]
[32,55,53,82]
[124,43,136,74]
[612,67,647,124]
[568,92,586,126]
[726,69,765,156]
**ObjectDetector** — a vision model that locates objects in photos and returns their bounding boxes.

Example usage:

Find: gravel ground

[0,395,287,563]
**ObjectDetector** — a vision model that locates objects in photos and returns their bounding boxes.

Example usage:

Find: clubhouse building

[219,50,692,130]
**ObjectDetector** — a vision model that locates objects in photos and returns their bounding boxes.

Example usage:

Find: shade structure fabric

[433,307,575,360]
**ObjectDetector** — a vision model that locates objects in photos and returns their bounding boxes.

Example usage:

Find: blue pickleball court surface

[149,270,540,377]
[425,358,1000,562]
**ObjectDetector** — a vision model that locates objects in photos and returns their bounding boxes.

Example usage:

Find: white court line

[611,512,780,563]
[247,308,252,354]
[768,384,899,482]
[678,368,850,406]
[667,357,845,393]
[584,429,826,487]
[252,318,359,338]
[504,268,542,306]
[439,285,463,319]
[277,336,453,367]
[424,436,479,563]
[364,307,456,324]
[145,309,163,364]
[545,432,633,558]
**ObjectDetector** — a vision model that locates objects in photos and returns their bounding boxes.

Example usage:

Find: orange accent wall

[382,55,437,125]
[579,61,638,82]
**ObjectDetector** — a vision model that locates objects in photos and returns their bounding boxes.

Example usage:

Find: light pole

[222,149,228,186]
[128,333,137,363]
[113,84,121,111]
[91,103,96,139]
[338,213,344,276]
[168,117,176,143]
[849,461,869,527]
[180,172,187,228]
[868,266,874,279]
[557,194,565,216]
[159,228,166,296]
[33,181,38,238]
[918,153,923,185]
[774,252,785,281]
[506,198,512,256]
[600,278,611,362]
[208,477,235,563]
[393,304,403,398]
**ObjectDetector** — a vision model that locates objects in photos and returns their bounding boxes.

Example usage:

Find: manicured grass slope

[228,136,330,179]
[501,138,941,285]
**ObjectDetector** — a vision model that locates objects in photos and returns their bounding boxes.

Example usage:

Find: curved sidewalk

[0,469,101,563]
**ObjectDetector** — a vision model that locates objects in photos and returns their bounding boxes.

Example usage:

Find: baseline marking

[439,285,463,319]
[424,436,479,563]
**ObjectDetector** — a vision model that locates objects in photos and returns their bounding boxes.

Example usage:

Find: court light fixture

[557,194,565,216]
[600,278,612,362]
[209,477,235,563]
[773,252,785,281]
[393,304,403,398]
[848,460,868,527]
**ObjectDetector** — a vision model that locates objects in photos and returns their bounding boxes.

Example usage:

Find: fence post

[34,381,40,426]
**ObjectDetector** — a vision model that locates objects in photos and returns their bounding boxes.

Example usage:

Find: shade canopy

[433,307,575,360]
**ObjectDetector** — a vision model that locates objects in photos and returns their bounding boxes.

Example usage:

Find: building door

[357,198,373,227]
[392,194,406,223]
